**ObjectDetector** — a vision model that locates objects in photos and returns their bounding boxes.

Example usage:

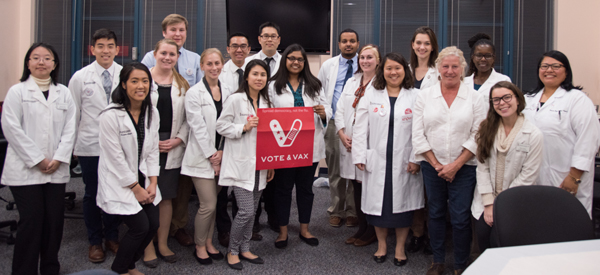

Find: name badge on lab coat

[516,144,530,153]
[56,103,68,110]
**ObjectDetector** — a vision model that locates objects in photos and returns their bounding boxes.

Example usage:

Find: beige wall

[555,0,600,107]
[0,0,34,101]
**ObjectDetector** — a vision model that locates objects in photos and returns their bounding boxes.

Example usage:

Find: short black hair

[92,28,118,46]
[338,28,359,42]
[20,42,60,85]
[228,33,250,46]
[258,22,280,36]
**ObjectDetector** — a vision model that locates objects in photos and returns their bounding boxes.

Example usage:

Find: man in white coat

[245,22,282,76]
[317,29,360,227]
[68,28,122,263]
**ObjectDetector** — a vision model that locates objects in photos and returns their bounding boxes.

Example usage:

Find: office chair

[492,185,594,247]
[593,157,600,238]
[0,125,16,244]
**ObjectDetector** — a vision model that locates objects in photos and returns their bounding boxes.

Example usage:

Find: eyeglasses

[30,56,55,64]
[287,57,305,63]
[540,63,564,71]
[229,44,248,50]
[474,54,494,60]
[260,35,279,40]
[491,94,513,105]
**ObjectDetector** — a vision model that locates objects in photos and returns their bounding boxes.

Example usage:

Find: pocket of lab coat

[365,149,374,172]
[231,157,254,181]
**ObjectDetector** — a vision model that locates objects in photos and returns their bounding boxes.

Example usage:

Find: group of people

[2,12,599,275]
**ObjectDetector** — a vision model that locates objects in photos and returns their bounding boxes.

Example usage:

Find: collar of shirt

[93,60,116,78]
[338,54,358,71]
[258,50,281,60]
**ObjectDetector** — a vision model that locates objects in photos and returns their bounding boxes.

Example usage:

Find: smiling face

[27,46,56,80]
[359,48,378,75]
[246,65,268,93]
[286,50,305,76]
[123,69,150,104]
[491,87,518,119]
[201,52,223,82]
[383,59,405,89]
[473,44,494,74]
[227,36,250,67]
[92,38,119,69]
[154,43,179,71]
[439,55,463,87]
[162,22,186,48]
[338,32,359,59]
[412,33,432,60]
[258,26,280,54]
[538,56,567,89]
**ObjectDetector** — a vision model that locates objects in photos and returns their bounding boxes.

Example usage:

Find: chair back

[492,185,594,247]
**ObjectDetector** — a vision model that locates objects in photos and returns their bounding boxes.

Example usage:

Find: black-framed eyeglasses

[474,53,494,60]
[260,35,279,40]
[30,56,55,63]
[491,94,513,105]
[287,57,305,63]
[540,63,564,71]
[229,44,248,50]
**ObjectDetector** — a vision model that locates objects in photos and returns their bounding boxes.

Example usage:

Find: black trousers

[215,186,233,233]
[274,162,319,226]
[111,203,159,274]
[10,183,66,275]
[474,213,498,252]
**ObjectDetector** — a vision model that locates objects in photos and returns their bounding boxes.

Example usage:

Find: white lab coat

[216,92,269,191]
[268,82,332,162]
[97,104,161,215]
[245,50,281,76]
[471,118,544,219]
[463,69,511,113]
[352,86,424,215]
[334,73,368,181]
[150,78,189,170]
[1,77,76,186]
[181,80,232,178]
[522,88,600,216]
[410,66,439,91]
[219,60,244,93]
[68,61,122,156]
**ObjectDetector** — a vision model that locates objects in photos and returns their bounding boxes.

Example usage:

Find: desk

[464,239,600,275]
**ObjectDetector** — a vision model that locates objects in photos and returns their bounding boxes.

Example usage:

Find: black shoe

[228,260,243,270]
[299,233,319,246]
[373,254,387,263]
[275,236,288,249]
[239,254,265,264]
[394,257,408,266]
[406,236,424,253]
[192,250,213,265]
[218,232,230,247]
[423,238,433,255]
[208,250,224,261]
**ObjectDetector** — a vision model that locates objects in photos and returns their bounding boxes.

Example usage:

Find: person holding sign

[268,44,332,248]
[216,59,275,270]
[353,53,424,266]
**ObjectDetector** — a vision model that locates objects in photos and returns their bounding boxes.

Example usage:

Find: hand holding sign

[243,115,259,132]
[313,105,327,120]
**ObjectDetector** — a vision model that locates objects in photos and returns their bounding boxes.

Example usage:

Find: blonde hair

[355,44,381,74]
[435,46,468,80]
[153,39,189,96]
[162,14,188,32]
[200,48,225,65]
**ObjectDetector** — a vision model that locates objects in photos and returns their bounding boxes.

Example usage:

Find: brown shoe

[104,240,119,254]
[251,232,263,241]
[329,216,342,227]
[426,263,445,275]
[174,229,194,247]
[88,244,105,263]
[218,232,230,247]
[353,234,376,247]
[345,236,357,244]
[345,216,358,227]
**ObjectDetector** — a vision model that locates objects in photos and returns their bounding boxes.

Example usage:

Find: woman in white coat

[463,33,511,112]
[1,42,75,275]
[335,44,380,246]
[522,50,600,216]
[216,59,275,270]
[269,44,331,248]
[183,48,232,265]
[353,53,423,266]
[473,81,543,252]
[97,63,161,275]
[142,39,190,266]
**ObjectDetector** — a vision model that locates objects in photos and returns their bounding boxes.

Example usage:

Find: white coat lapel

[25,77,49,107]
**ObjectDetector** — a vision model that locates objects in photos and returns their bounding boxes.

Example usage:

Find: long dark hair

[467,33,495,77]
[107,62,153,128]
[272,44,322,100]
[528,50,582,95]
[409,26,439,70]
[372,53,414,90]
[236,59,272,107]
[20,42,60,85]
[476,81,526,163]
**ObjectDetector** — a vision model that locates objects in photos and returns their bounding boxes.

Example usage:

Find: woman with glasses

[2,42,75,275]
[472,81,543,252]
[464,33,511,112]
[268,44,331,248]
[521,50,600,216]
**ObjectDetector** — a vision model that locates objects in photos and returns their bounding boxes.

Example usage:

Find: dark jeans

[475,213,498,252]
[274,162,319,226]
[422,161,476,270]
[10,183,65,275]
[111,203,159,274]
[79,156,120,245]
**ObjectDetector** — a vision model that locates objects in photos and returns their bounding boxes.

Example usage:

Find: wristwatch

[569,174,582,185]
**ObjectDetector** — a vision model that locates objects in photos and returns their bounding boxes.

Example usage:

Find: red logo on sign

[405,108,412,115]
